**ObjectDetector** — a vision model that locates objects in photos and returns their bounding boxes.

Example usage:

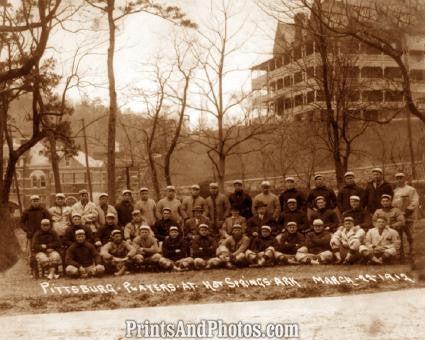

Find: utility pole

[81,119,93,201]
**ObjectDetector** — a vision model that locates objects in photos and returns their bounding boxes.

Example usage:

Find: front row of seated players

[35,206,402,279]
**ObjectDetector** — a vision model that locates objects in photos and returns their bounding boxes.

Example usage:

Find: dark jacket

[276,232,305,254]
[278,209,309,233]
[115,200,134,227]
[246,214,276,237]
[342,207,372,231]
[364,181,394,214]
[228,191,253,219]
[305,230,332,254]
[184,215,210,238]
[65,241,101,267]
[32,229,60,253]
[279,188,305,212]
[250,234,278,252]
[20,206,51,239]
[337,184,366,213]
[310,208,339,232]
[152,218,179,242]
[95,224,120,245]
[307,186,337,210]
[162,235,189,261]
[63,224,94,248]
[191,234,218,259]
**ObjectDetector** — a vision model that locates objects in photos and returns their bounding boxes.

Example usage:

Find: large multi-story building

[251,12,425,122]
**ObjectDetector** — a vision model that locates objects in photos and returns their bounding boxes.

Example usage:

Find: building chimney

[294,12,306,42]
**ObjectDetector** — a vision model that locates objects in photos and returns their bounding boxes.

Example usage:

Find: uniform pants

[65,264,105,277]
[295,247,333,263]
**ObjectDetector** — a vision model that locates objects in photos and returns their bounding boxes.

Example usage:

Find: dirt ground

[0,221,424,317]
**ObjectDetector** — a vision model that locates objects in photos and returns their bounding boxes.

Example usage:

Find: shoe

[257,258,266,266]
[226,262,234,269]
[287,258,298,265]
[310,259,320,265]
[47,272,54,280]
[54,274,60,279]
[371,256,383,264]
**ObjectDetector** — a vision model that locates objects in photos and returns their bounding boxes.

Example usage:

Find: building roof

[72,151,104,168]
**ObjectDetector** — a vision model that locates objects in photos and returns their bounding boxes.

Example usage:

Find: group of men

[20,167,419,279]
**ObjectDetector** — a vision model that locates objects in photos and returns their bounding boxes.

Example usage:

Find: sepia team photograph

[0,0,425,339]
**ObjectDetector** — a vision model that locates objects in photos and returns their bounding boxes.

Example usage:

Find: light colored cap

[315,195,325,201]
[139,225,151,230]
[344,216,355,222]
[71,212,82,218]
[261,225,272,231]
[122,189,132,195]
[169,226,179,232]
[395,172,405,178]
[381,194,392,200]
[350,195,360,201]
[166,185,176,191]
[232,224,242,230]
[106,212,116,218]
[99,192,108,198]
[162,207,171,212]
[30,195,40,200]
[139,187,148,192]
[41,219,50,225]
[286,221,297,227]
[287,198,297,203]
[372,167,383,173]
[132,209,141,215]
[55,193,65,198]
[314,174,323,180]
[233,179,243,185]
[75,229,85,235]
[192,205,203,212]
[199,223,209,229]
[191,184,200,190]
[209,182,219,188]
[312,219,324,225]
[344,171,355,177]
[78,189,88,195]
[261,180,271,187]
[285,176,295,182]
[111,229,122,236]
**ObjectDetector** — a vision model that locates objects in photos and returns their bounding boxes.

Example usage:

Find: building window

[284,98,293,110]
[65,157,71,167]
[384,67,402,79]
[276,78,283,90]
[306,91,315,103]
[40,176,46,188]
[269,81,276,92]
[269,59,275,71]
[346,66,360,78]
[294,94,304,107]
[293,46,302,60]
[316,90,325,102]
[284,75,292,87]
[361,66,383,78]
[283,53,291,65]
[276,97,284,116]
[31,176,38,188]
[385,90,403,102]
[305,41,314,55]
[410,69,425,81]
[348,91,360,102]
[306,66,315,79]
[363,90,383,102]
[276,56,282,69]
[294,71,303,84]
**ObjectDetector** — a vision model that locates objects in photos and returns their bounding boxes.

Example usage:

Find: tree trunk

[48,132,62,193]
[406,110,417,179]
[106,0,117,204]
[0,205,20,273]
[148,151,161,201]
[164,154,172,186]
[218,154,226,191]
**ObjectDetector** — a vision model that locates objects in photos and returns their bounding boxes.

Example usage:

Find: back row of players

[21,168,419,279]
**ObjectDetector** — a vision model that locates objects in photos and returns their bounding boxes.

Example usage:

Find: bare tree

[85,0,196,204]
[191,0,277,190]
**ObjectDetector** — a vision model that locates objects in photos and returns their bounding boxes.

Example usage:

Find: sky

[46,0,277,127]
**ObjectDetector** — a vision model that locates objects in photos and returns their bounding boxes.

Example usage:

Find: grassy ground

[0,221,424,317]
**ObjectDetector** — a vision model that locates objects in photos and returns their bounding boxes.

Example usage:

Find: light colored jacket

[156,198,183,222]
[364,226,400,252]
[393,184,419,220]
[48,205,71,236]
[71,201,99,224]
[331,225,365,250]
[206,193,231,223]
[97,204,118,226]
